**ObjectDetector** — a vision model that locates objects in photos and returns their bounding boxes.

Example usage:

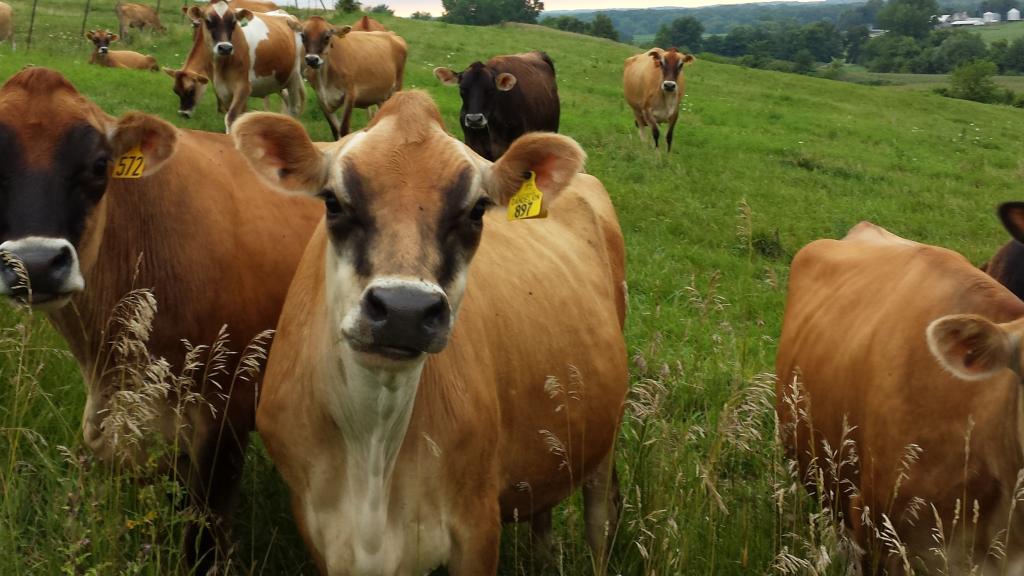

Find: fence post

[26,0,39,50]
[81,0,92,38]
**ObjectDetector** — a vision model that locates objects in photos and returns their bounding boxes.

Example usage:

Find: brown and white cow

[232,90,628,574]
[623,47,694,153]
[187,1,305,132]
[0,2,14,51]
[777,222,1024,573]
[86,29,159,71]
[114,2,165,39]
[351,14,386,31]
[294,16,406,139]
[434,51,559,161]
[0,67,321,572]
[226,0,281,11]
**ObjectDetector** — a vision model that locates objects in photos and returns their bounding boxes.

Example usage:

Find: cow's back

[248,12,301,88]
[623,52,659,111]
[777,222,1024,555]
[325,31,406,101]
[488,52,559,132]
[0,2,11,43]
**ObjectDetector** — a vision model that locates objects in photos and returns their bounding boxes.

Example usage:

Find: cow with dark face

[0,67,321,573]
[434,51,559,161]
[623,47,695,153]
[982,202,1024,300]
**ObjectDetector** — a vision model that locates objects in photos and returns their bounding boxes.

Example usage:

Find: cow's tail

[538,51,555,76]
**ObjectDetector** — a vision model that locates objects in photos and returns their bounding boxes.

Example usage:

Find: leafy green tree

[980,0,1018,15]
[442,0,544,25]
[793,49,815,73]
[589,13,619,41]
[838,0,884,30]
[369,4,393,14]
[410,11,432,19]
[949,59,998,102]
[934,31,988,71]
[845,25,871,63]
[653,15,704,52]
[800,21,843,62]
[1004,37,1024,72]
[335,0,361,13]
[540,15,588,33]
[875,0,939,39]
[989,38,1010,72]
[862,33,922,71]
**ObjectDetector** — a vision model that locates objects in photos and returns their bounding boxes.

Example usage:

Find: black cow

[433,51,559,161]
[983,202,1024,299]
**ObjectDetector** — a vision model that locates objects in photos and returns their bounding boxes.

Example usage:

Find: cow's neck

[185,27,211,73]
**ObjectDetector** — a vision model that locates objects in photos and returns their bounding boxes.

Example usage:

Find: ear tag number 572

[507,171,546,221]
[113,146,145,179]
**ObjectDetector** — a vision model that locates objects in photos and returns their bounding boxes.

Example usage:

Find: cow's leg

[665,114,678,154]
[285,73,306,119]
[642,111,660,149]
[224,86,250,133]
[338,92,356,137]
[528,508,560,572]
[182,432,249,575]
[315,91,342,141]
[448,502,501,576]
[632,109,647,142]
[583,452,621,576]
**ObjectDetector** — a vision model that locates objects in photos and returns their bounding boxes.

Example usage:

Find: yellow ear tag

[112,146,145,179]
[507,171,546,221]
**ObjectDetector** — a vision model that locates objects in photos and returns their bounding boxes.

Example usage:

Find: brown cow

[86,29,159,71]
[351,14,386,31]
[232,91,628,574]
[294,16,406,139]
[623,47,694,153]
[187,1,305,132]
[777,222,1024,573]
[114,2,165,39]
[0,2,13,51]
[434,52,560,161]
[226,0,280,10]
[164,12,222,118]
[0,67,321,573]
[981,202,1024,302]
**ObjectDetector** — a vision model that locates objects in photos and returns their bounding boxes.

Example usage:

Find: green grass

[835,64,1024,92]
[2,1,1024,575]
[975,20,1024,43]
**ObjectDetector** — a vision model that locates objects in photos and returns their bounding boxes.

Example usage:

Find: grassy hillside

[1,1,1024,575]
[976,20,1024,43]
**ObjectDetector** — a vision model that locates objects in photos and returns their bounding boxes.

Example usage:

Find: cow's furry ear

[927,314,1018,381]
[682,53,696,64]
[109,33,120,42]
[495,73,517,92]
[287,18,302,32]
[648,50,662,66]
[109,112,179,177]
[232,112,325,195]
[486,133,585,207]
[186,6,204,21]
[334,25,352,38]
[85,30,95,41]
[999,202,1024,244]
[433,67,460,86]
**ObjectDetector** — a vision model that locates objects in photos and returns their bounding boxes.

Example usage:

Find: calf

[982,202,1024,300]
[623,47,694,152]
[187,1,305,131]
[351,14,386,31]
[0,67,321,573]
[86,29,159,71]
[778,222,1024,573]
[0,2,13,50]
[233,91,628,574]
[295,16,406,139]
[114,2,165,39]
[434,51,559,160]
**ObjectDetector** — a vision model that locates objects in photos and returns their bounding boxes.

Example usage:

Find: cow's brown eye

[469,197,490,221]
[92,156,109,177]
[319,190,344,217]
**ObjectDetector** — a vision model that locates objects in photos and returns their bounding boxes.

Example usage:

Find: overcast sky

[315,0,823,18]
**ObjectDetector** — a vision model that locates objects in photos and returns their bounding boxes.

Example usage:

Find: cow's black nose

[1,243,75,297]
[361,285,450,354]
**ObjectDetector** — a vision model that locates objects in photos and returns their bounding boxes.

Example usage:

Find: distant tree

[1004,37,1024,72]
[589,13,619,41]
[875,0,939,38]
[949,59,998,102]
[989,38,1010,71]
[442,0,544,25]
[862,33,923,71]
[369,4,393,15]
[793,49,815,73]
[980,0,1018,15]
[335,0,361,13]
[653,15,704,52]
[844,25,871,63]
[799,20,843,62]
[541,15,588,33]
[838,0,884,30]
[410,11,433,19]
[934,31,988,71]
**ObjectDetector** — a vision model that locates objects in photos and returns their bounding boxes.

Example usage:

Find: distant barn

[1009,7,1020,20]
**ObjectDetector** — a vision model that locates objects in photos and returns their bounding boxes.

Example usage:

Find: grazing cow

[0,68,321,572]
[232,90,628,574]
[187,1,305,132]
[982,202,1024,301]
[777,221,1024,573]
[623,47,694,153]
[164,12,223,119]
[294,16,406,139]
[351,14,386,31]
[434,51,560,161]
[86,29,159,71]
[114,2,165,39]
[0,2,13,51]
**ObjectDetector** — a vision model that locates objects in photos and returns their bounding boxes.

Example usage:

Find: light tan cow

[0,2,13,50]
[114,2,165,39]
[0,67,321,573]
[187,1,305,132]
[777,222,1024,573]
[351,14,386,31]
[294,16,406,139]
[226,0,280,10]
[623,47,694,153]
[86,29,159,71]
[232,90,628,574]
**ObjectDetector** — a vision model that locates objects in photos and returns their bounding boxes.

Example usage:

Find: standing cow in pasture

[187,1,305,132]
[293,16,406,139]
[778,221,1024,573]
[232,90,628,574]
[0,2,14,51]
[0,67,322,573]
[434,51,560,161]
[351,14,386,31]
[115,2,166,40]
[623,47,694,153]
[163,14,218,118]
[86,29,159,71]
[982,202,1024,300]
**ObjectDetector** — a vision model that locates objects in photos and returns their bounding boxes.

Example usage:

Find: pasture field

[1,2,1024,575]
[835,64,1024,92]
[975,20,1024,44]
